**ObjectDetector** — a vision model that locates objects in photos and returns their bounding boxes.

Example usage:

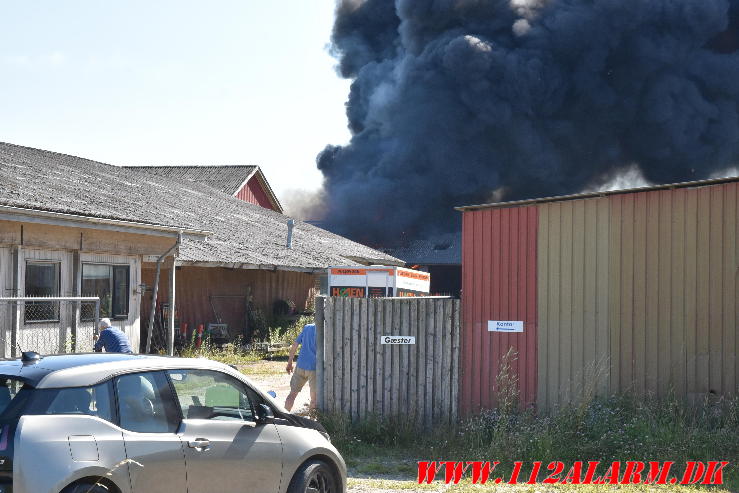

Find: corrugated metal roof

[455,175,739,211]
[127,165,284,214]
[123,165,258,195]
[0,142,401,271]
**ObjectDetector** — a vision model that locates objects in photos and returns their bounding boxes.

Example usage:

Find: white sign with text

[488,321,524,333]
[380,335,416,345]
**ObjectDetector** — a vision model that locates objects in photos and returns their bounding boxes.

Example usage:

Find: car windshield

[0,377,33,421]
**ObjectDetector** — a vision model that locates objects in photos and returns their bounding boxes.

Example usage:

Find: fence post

[10,246,20,358]
[94,299,100,346]
[315,295,325,411]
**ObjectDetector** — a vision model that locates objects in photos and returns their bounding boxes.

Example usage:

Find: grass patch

[320,394,739,491]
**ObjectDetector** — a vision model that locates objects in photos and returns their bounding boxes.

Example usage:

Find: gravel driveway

[239,359,312,413]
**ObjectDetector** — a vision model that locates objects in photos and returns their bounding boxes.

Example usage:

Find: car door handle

[188,439,210,449]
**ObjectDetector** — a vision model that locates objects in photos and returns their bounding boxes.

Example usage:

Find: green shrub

[261,315,314,356]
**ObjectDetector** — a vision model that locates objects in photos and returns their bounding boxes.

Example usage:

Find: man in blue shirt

[285,323,316,411]
[93,318,133,354]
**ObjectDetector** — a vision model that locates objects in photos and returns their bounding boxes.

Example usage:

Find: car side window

[115,372,180,433]
[42,382,114,421]
[167,370,256,422]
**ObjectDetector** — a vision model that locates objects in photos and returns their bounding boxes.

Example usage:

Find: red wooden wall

[141,266,317,338]
[460,205,538,414]
[235,176,278,211]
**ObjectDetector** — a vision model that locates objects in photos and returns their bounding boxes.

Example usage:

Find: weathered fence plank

[374,299,384,414]
[333,299,343,414]
[424,298,435,427]
[383,300,393,417]
[399,300,410,417]
[359,298,369,417]
[315,298,325,410]
[440,299,451,422]
[391,300,400,416]
[350,298,360,421]
[322,298,334,412]
[416,298,427,424]
[451,299,460,422]
[408,299,418,421]
[342,299,352,415]
[366,298,376,415]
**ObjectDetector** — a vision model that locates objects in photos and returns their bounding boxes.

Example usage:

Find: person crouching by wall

[94,318,133,354]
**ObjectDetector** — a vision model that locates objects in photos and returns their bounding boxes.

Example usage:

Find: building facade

[458,177,739,413]
[0,209,188,356]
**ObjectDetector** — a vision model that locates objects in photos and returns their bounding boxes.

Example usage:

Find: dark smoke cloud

[318,0,739,244]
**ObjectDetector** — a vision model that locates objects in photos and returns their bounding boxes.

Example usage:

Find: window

[0,378,30,419]
[34,383,114,421]
[115,372,180,433]
[25,262,60,321]
[82,264,130,319]
[167,370,255,422]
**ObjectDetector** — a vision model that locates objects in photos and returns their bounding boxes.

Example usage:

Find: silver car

[0,352,345,493]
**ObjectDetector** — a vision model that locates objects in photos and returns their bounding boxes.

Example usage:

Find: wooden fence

[315,296,461,426]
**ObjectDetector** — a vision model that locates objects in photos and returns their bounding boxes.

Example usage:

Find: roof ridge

[123,164,258,169]
[0,141,119,167]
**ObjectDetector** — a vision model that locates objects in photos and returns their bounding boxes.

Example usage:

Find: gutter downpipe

[146,232,181,354]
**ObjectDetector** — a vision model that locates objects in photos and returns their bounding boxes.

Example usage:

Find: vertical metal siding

[536,197,611,410]
[608,184,738,402]
[536,181,738,409]
[461,206,538,415]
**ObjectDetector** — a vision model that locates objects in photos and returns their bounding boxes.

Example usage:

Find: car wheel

[61,482,110,493]
[288,460,338,493]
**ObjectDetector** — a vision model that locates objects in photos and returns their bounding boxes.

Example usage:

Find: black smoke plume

[318,0,739,244]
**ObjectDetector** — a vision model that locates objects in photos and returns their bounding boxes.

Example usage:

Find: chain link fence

[0,297,100,356]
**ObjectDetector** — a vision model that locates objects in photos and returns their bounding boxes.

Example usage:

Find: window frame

[81,263,131,320]
[31,382,116,421]
[24,261,61,323]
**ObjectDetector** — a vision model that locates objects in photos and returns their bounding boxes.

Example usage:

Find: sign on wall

[488,321,524,333]
[380,335,416,345]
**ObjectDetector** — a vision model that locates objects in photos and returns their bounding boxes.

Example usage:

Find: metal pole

[146,262,162,354]
[146,234,181,354]
[167,258,176,356]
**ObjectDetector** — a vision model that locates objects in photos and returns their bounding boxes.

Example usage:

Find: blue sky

[0,1,350,206]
